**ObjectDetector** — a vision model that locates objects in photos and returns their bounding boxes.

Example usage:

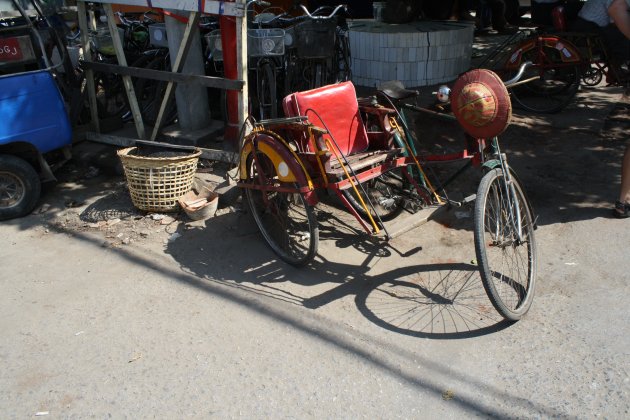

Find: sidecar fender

[239,133,317,205]
[505,36,581,70]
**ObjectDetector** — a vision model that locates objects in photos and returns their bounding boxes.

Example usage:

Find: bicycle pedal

[463,194,476,204]
[445,194,475,208]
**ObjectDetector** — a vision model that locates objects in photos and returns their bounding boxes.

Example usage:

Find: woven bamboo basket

[117,147,201,213]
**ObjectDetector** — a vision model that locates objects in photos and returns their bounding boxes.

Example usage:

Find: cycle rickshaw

[236,65,537,321]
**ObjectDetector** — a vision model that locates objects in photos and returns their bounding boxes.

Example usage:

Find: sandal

[613,201,630,218]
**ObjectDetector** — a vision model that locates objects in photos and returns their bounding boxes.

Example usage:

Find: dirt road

[1,84,629,417]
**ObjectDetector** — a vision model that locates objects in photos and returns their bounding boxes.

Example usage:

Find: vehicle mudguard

[504,35,581,70]
[481,159,501,171]
[239,132,318,206]
[0,70,72,153]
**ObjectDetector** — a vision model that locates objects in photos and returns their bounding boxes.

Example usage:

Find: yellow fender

[505,35,581,70]
[239,132,318,206]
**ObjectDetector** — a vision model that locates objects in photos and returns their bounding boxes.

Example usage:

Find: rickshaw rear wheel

[244,152,319,266]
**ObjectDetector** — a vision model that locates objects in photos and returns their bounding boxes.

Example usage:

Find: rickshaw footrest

[384,205,446,240]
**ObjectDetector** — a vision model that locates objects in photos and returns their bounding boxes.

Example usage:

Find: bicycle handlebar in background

[247,0,271,10]
[114,11,158,27]
[435,61,535,103]
[298,4,347,19]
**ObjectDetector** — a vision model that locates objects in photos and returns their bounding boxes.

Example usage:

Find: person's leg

[488,0,506,27]
[423,0,455,20]
[457,0,476,20]
[487,0,516,33]
[564,1,584,24]
[383,0,423,23]
[601,24,630,82]
[531,2,559,27]
[503,0,519,24]
[614,143,630,217]
[620,144,630,203]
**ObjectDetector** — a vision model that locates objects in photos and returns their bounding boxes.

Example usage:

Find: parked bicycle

[478,29,582,113]
[79,10,182,126]
[205,0,286,120]
[284,4,349,93]
[480,13,629,114]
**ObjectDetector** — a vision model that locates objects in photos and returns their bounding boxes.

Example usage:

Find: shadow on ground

[162,205,511,339]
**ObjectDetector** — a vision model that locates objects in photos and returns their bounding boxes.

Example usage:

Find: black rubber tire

[94,72,128,118]
[0,155,41,221]
[244,152,319,266]
[256,61,277,120]
[313,61,325,88]
[133,56,178,126]
[474,168,537,321]
[334,34,352,82]
[93,54,129,119]
[581,66,603,86]
[509,45,581,114]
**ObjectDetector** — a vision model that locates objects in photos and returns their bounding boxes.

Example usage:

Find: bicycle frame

[374,79,533,243]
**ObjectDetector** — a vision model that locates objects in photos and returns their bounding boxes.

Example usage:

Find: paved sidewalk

[1,33,629,419]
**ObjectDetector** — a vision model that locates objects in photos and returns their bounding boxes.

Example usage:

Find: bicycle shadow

[165,206,511,339]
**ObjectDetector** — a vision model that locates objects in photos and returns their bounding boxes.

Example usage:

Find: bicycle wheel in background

[334,31,351,82]
[312,60,326,89]
[508,45,581,113]
[581,65,604,86]
[244,152,319,266]
[284,53,302,94]
[93,67,128,119]
[473,168,537,321]
[133,55,178,126]
[255,61,278,120]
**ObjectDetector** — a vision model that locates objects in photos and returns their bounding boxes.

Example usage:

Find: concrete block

[408,47,416,62]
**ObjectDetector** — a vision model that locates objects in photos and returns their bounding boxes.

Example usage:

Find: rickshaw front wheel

[473,168,537,321]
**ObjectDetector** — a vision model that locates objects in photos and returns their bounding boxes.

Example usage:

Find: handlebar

[246,0,271,10]
[253,11,291,27]
[114,11,158,27]
[430,61,535,103]
[503,61,534,88]
[298,4,347,19]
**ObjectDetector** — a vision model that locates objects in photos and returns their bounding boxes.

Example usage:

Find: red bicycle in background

[479,23,628,113]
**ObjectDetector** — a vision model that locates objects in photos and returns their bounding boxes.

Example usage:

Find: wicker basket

[117,147,201,213]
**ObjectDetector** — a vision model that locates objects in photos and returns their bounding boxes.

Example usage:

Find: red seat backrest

[282,81,369,156]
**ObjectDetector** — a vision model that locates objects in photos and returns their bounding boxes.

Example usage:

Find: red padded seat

[282,81,369,156]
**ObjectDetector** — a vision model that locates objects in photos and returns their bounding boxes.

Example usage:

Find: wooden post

[74,0,247,150]
[103,3,145,139]
[150,12,200,141]
[236,0,248,146]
